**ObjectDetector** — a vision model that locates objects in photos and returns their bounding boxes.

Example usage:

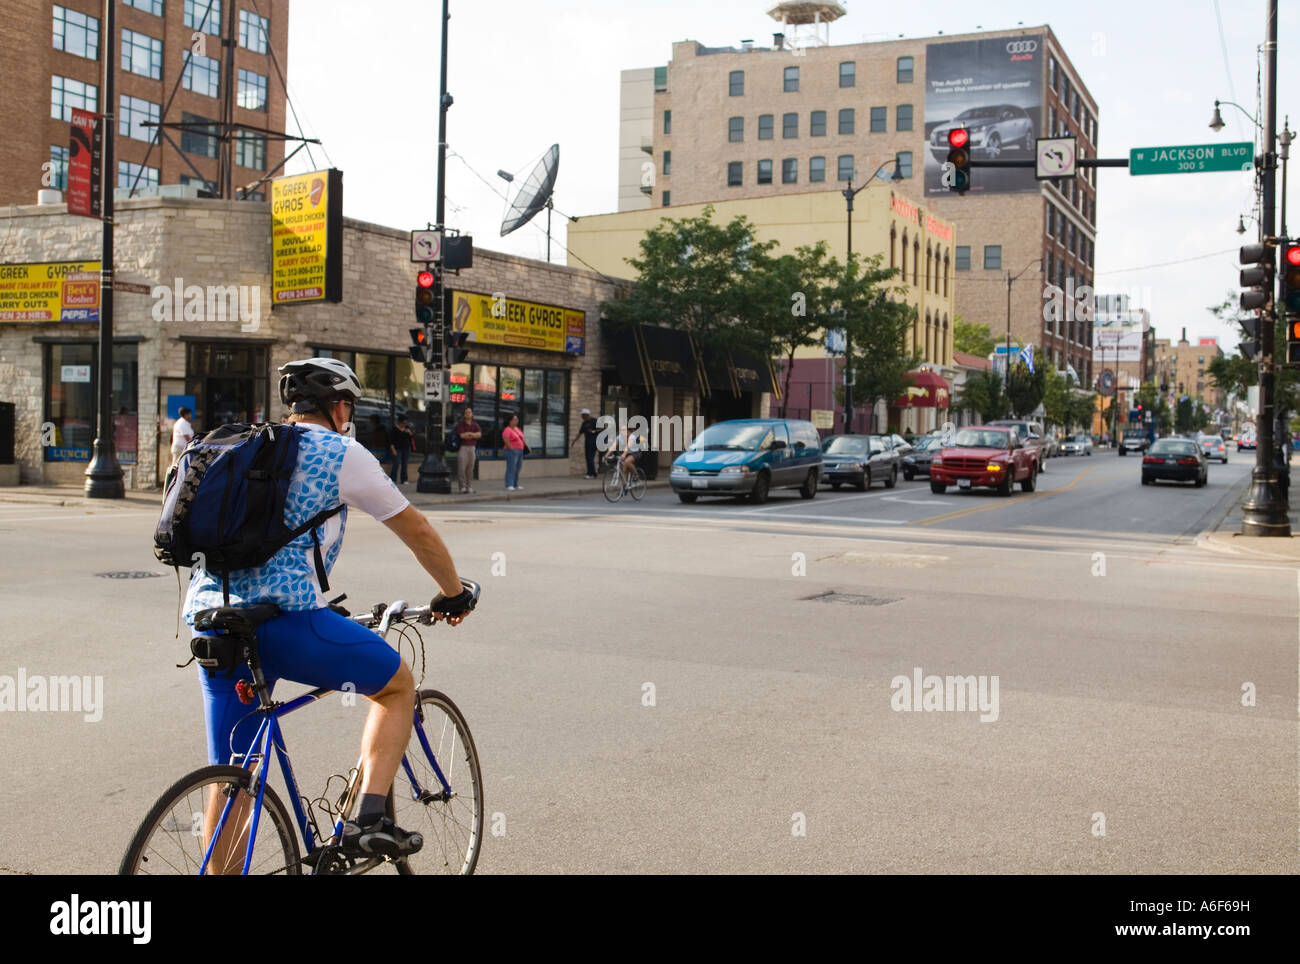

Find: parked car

[1043,434,1060,459]
[1238,435,1257,451]
[1199,435,1229,463]
[889,433,914,456]
[929,105,1035,160]
[1141,438,1208,487]
[670,418,822,504]
[929,426,1039,496]
[986,419,1047,471]
[1060,433,1093,456]
[820,434,899,490]
[901,436,945,480]
[1118,429,1150,456]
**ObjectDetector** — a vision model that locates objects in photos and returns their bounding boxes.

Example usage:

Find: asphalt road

[0,446,1294,874]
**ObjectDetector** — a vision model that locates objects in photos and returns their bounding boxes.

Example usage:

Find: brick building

[1,0,290,206]
[618,16,1099,388]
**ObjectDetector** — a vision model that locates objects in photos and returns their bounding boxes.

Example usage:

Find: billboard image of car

[924,35,1044,197]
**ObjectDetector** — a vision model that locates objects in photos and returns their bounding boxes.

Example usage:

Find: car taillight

[1142,456,1160,463]
[1177,457,1198,465]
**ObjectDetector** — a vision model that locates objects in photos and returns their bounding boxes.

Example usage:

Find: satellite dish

[500,144,559,237]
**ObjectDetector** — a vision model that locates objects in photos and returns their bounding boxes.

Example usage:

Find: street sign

[811,409,834,429]
[410,230,442,263]
[424,368,443,402]
[1098,369,1115,396]
[1129,141,1253,176]
[1035,137,1077,179]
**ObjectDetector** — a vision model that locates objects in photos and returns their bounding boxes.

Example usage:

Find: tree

[1006,358,1046,418]
[1041,367,1072,431]
[957,370,1006,423]
[1207,354,1257,398]
[1070,391,1099,435]
[953,317,997,358]
[1154,397,1173,434]
[1175,396,1197,433]
[835,254,919,429]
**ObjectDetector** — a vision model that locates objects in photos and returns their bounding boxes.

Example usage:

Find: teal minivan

[669,418,822,504]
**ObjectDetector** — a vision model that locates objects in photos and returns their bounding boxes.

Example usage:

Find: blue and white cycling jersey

[183,424,410,623]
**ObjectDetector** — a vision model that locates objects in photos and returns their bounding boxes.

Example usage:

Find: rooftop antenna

[500,144,560,261]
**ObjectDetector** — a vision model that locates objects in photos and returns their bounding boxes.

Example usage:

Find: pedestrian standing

[570,408,600,478]
[170,406,194,464]
[453,408,482,494]
[502,413,526,491]
[389,415,414,484]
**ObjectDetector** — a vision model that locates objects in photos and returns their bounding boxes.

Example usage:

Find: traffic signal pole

[1241,0,1289,536]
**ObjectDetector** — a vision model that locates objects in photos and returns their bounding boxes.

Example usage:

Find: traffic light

[445,328,470,365]
[1238,315,1261,361]
[945,128,970,193]
[409,327,432,364]
[1283,243,1300,314]
[415,270,438,324]
[1238,242,1275,312]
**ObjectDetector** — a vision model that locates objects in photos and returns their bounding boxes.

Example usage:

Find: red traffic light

[948,128,969,149]
[417,270,435,288]
[1287,247,1300,267]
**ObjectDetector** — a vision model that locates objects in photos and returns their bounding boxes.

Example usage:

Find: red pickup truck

[929,426,1039,496]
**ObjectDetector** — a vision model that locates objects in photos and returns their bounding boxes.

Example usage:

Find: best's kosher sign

[0,262,101,322]
[271,169,343,305]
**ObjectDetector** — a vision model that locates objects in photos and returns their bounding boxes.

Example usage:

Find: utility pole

[85,0,123,498]
[1241,0,1290,536]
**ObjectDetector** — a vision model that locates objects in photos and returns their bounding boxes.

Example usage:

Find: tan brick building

[619,20,1099,388]
[1,0,289,206]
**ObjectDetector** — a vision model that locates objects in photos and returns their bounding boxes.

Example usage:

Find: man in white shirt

[171,407,194,462]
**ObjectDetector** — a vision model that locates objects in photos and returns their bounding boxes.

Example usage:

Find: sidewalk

[1196,476,1300,563]
[0,475,671,511]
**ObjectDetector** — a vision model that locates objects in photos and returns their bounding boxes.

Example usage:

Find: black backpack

[154,423,342,603]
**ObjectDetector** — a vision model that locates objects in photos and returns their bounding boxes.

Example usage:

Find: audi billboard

[924,35,1044,196]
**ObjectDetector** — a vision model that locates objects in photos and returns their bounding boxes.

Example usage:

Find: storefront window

[185,341,268,429]
[445,363,571,458]
[43,343,138,462]
[545,370,567,454]
[111,342,139,462]
[496,367,522,456]
[522,369,544,451]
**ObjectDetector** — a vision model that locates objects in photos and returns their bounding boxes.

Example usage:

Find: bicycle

[601,452,646,503]
[118,580,483,876]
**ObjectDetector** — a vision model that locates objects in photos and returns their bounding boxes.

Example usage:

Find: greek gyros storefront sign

[0,262,101,322]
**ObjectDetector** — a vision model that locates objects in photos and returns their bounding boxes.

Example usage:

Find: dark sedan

[901,436,944,480]
[821,434,899,490]
[1141,438,1207,486]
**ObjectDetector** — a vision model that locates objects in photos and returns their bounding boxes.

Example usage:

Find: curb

[406,480,672,508]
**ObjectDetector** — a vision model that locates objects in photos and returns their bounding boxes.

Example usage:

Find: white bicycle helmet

[278,357,363,427]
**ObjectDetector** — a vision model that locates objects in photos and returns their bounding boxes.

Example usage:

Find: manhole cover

[96,571,165,579]
[802,589,900,606]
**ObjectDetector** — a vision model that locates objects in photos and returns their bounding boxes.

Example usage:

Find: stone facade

[0,195,620,488]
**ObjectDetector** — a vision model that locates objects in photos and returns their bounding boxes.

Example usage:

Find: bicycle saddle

[193,603,281,637]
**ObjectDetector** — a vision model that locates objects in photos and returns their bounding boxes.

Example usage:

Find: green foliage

[953,317,997,358]
[1041,367,1072,429]
[957,369,1007,423]
[757,242,842,415]
[1006,359,1047,418]
[1175,396,1197,433]
[836,254,919,414]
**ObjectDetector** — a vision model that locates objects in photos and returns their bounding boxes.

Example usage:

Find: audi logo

[1006,40,1038,54]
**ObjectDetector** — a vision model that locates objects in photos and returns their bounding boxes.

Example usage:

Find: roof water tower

[766,1,846,50]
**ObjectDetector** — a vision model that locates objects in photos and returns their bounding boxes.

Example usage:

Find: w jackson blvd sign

[1129,142,1253,176]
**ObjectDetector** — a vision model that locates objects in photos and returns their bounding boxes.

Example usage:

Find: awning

[638,324,697,390]
[894,369,950,408]
[601,320,649,386]
[699,345,732,395]
[729,348,775,394]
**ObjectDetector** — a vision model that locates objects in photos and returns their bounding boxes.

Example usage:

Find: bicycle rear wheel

[393,689,483,875]
[628,466,647,500]
[119,765,302,875]
[602,466,624,502]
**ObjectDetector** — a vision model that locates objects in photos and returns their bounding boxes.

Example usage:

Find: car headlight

[903,455,915,463]
[931,456,942,465]
[670,464,689,476]
[718,465,750,474]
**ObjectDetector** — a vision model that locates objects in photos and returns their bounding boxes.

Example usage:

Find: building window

[432,364,569,459]
[180,112,218,157]
[837,154,854,182]
[809,156,825,182]
[913,239,920,285]
[729,116,743,142]
[954,246,970,271]
[782,158,797,184]
[758,114,773,140]
[1049,107,1057,137]
[895,151,912,178]
[943,253,950,295]
[984,245,1002,270]
[727,161,742,186]
[896,104,913,131]
[48,145,69,191]
[238,8,269,53]
[809,110,826,137]
[1073,91,1081,121]
[180,174,218,196]
[839,61,855,87]
[783,112,798,138]
[838,108,854,135]
[729,70,744,96]
[784,66,799,92]
[119,94,160,142]
[237,68,268,111]
[121,29,162,79]
[662,150,671,175]
[53,5,100,60]
[184,0,222,34]
[236,132,266,170]
[50,75,97,121]
[125,0,164,14]
[869,106,886,132]
[890,225,897,268]
[118,161,159,189]
[897,56,914,83]
[663,110,671,135]
[43,343,138,464]
[183,52,220,97]
[662,191,670,206]
[1049,57,1057,92]
[653,66,667,92]
[757,159,772,185]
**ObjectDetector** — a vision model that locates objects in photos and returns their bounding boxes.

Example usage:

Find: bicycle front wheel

[394,689,484,875]
[628,466,647,500]
[602,467,624,502]
[119,765,302,875]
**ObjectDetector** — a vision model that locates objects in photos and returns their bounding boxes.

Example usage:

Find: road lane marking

[911,465,1097,527]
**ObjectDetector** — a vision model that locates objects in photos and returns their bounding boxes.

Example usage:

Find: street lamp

[839,158,904,432]
[1004,259,1042,415]
[1209,99,1258,132]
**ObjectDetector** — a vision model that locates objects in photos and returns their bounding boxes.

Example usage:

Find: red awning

[894,369,950,408]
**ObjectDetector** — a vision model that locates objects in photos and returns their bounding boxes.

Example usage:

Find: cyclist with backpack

[168,357,476,860]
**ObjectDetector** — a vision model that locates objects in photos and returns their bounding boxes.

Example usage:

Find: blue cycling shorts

[197,607,402,766]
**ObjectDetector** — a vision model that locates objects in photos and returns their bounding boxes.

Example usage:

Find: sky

[281,0,1300,355]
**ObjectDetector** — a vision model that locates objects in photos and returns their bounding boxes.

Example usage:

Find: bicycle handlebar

[344,578,481,631]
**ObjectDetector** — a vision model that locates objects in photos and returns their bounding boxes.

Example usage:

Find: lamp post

[840,159,903,433]
[1004,259,1041,416]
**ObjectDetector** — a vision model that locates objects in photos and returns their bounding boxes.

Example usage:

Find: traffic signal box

[946,128,970,194]
[1284,244,1300,365]
[1238,242,1274,312]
